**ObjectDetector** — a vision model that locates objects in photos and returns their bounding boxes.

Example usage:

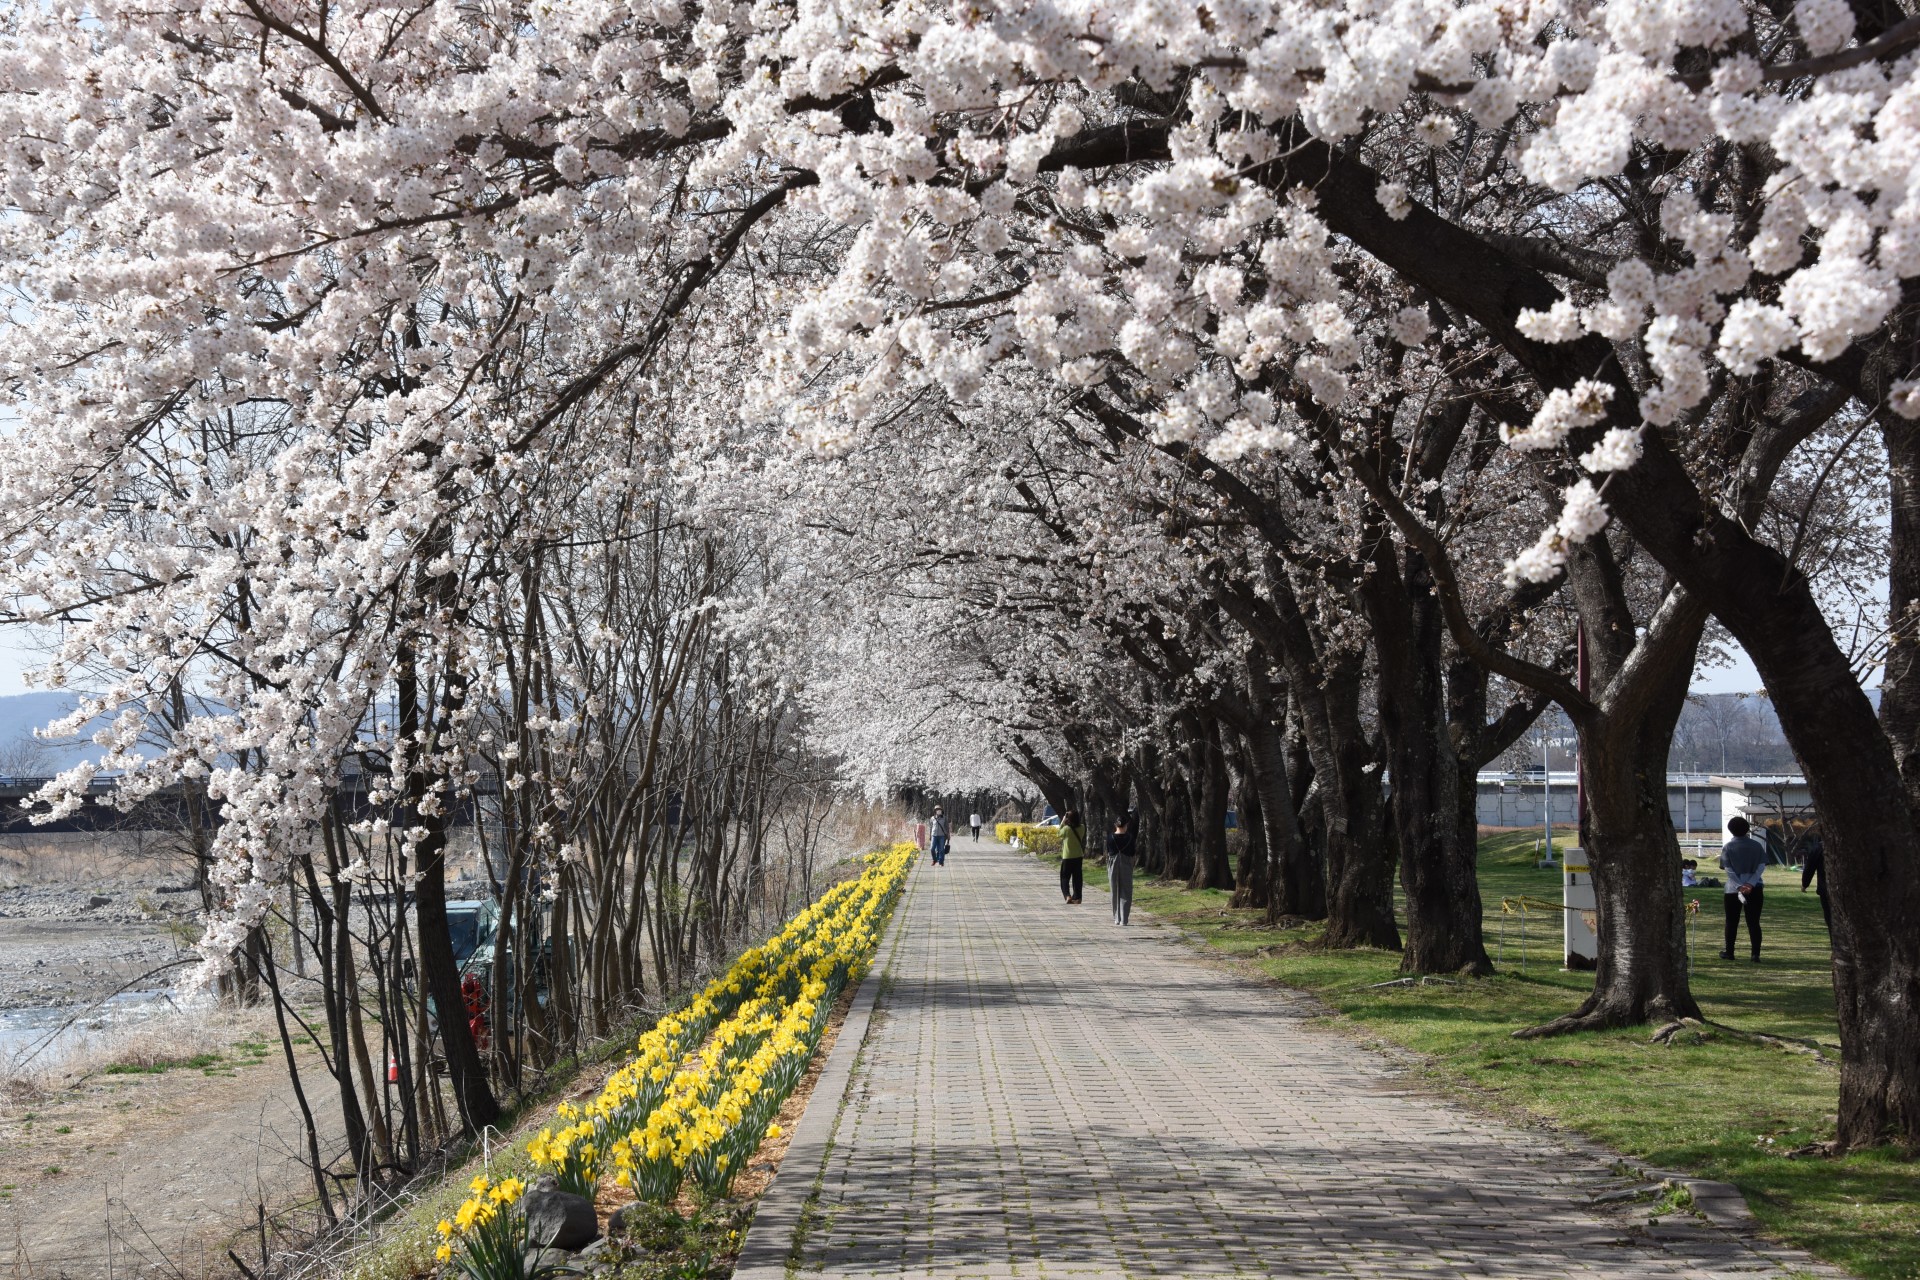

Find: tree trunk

[1129,745,1171,876]
[1519,697,1704,1033]
[1520,581,1706,1036]
[1241,704,1323,919]
[1364,547,1491,975]
[1234,573,1394,947]
[1190,721,1235,891]
[1011,735,1075,822]
[1163,753,1198,883]
[397,639,501,1135]
[1279,701,1330,921]
[1309,660,1398,950]
[1231,758,1271,908]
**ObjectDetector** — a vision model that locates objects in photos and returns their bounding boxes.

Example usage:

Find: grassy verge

[1031,832,1918,1280]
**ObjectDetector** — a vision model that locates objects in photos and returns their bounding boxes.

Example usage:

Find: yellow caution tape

[1500,895,1576,914]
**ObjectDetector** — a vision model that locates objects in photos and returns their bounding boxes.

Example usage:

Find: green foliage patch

[102,1052,224,1075]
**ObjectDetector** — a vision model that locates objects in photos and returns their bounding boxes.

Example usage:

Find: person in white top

[969,811,983,840]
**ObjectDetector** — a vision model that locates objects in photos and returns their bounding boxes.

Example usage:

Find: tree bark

[397,638,501,1134]
[1519,572,1708,1034]
[1227,574,1394,946]
[1363,544,1492,975]
[1229,738,1272,909]
[1278,697,1330,921]
[1190,719,1235,891]
[1520,682,1704,1032]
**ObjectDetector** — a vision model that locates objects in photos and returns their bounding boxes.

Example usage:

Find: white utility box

[1563,854,1599,970]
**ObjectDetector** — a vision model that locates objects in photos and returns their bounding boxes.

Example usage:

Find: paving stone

[771,844,1847,1278]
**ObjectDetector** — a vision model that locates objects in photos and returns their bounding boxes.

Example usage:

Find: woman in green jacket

[1059,810,1087,904]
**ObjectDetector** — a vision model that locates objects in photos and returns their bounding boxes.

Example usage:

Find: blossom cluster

[0,0,1912,969]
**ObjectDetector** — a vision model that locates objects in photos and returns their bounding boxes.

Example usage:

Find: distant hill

[0,692,119,775]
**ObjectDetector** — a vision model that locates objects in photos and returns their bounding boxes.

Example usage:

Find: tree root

[1513,995,1690,1040]
[1512,1009,1618,1040]
[1649,1016,1836,1063]
[1368,976,1460,989]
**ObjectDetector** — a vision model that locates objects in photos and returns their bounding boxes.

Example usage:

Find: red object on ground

[461,974,491,1053]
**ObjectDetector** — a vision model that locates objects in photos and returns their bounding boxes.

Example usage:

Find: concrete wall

[1475,777,1722,833]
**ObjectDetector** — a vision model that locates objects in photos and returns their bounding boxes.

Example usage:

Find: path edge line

[730,860,919,1279]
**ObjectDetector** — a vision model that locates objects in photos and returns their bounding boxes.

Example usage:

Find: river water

[0,990,183,1074]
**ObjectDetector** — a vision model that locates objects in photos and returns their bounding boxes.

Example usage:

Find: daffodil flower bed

[434,1176,536,1278]
[437,842,914,1279]
[997,822,1063,854]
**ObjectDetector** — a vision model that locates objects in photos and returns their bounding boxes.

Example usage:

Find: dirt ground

[0,835,349,1280]
[2,1024,345,1280]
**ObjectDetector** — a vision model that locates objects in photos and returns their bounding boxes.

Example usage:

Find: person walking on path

[928,806,951,867]
[1800,834,1830,930]
[1058,810,1087,904]
[1106,815,1136,925]
[1720,815,1767,961]
[970,811,982,841]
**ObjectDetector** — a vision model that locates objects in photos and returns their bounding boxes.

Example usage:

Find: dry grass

[0,1002,281,1096]
[0,830,186,887]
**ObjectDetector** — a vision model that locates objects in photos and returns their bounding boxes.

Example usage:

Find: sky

[1690,647,1767,695]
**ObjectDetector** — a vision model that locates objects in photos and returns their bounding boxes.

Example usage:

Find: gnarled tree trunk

[1520,575,1707,1036]
[1363,544,1491,975]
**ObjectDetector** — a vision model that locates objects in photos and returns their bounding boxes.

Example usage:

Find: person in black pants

[1720,815,1767,961]
[1107,815,1137,925]
[1800,835,1830,930]
[1058,810,1087,904]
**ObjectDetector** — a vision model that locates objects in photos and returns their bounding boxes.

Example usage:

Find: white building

[1713,775,1812,858]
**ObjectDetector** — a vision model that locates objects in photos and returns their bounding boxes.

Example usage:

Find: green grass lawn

[1032,830,1919,1280]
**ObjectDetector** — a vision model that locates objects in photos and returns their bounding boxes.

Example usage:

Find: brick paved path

[759,841,1840,1279]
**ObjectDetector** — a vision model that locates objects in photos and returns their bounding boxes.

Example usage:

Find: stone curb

[730,863,917,1280]
[1642,1168,1758,1228]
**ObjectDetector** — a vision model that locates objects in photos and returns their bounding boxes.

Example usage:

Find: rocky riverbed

[0,879,197,1013]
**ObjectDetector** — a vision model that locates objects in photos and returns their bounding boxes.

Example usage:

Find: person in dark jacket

[1720,816,1767,961]
[1106,815,1136,926]
[1800,835,1830,931]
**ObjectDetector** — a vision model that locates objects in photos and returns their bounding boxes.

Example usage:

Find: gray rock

[522,1246,577,1274]
[87,895,111,909]
[522,1182,599,1250]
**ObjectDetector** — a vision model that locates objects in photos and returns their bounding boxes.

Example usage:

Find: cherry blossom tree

[7,0,1920,1151]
